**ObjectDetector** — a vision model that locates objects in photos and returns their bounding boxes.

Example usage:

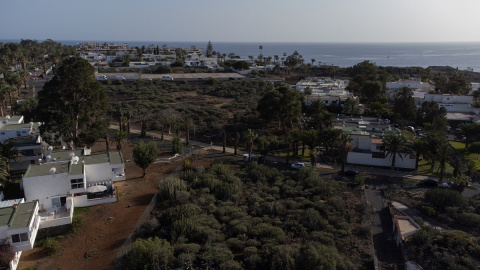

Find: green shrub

[43,238,61,256]
[458,212,480,227]
[419,205,437,217]
[424,188,466,210]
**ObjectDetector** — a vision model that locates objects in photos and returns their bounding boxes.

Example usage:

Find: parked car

[115,76,126,81]
[417,179,438,188]
[344,170,359,176]
[291,162,305,169]
[162,75,174,81]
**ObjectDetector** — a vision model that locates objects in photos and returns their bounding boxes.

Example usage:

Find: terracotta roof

[371,138,383,144]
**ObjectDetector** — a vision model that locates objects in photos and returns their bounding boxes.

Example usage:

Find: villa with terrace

[21,147,125,229]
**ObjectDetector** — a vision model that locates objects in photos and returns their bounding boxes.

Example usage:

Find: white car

[291,162,305,169]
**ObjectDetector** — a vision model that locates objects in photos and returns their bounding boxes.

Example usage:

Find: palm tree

[383,134,410,170]
[344,97,360,117]
[244,129,257,162]
[259,45,263,55]
[311,59,316,66]
[0,157,9,187]
[319,128,342,156]
[234,132,240,156]
[0,141,21,174]
[336,133,353,173]
[114,130,127,152]
[437,140,452,183]
[425,132,443,173]
[411,138,427,174]
[182,114,193,145]
[457,123,478,150]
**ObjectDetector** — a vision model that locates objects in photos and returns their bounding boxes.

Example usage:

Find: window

[16,131,21,137]
[71,178,84,189]
[22,131,27,134]
[11,233,28,243]
[0,132,4,135]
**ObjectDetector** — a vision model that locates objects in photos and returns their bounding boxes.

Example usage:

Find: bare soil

[18,139,182,270]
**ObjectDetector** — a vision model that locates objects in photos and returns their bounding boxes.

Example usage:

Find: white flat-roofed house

[0,116,41,143]
[386,78,433,92]
[21,148,125,229]
[341,127,415,169]
[0,200,40,270]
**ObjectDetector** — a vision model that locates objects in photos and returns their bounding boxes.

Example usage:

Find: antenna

[47,146,53,151]
[49,167,56,174]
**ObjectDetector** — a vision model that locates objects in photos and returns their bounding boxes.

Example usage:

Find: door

[51,197,61,208]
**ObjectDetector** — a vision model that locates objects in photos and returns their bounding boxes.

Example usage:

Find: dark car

[417,179,438,188]
[344,170,359,176]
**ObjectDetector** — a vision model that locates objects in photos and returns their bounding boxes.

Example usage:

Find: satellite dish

[72,156,79,164]
[45,154,51,161]
[47,146,53,151]
[5,115,10,120]
[49,167,56,174]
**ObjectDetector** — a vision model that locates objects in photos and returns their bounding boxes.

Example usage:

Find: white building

[6,136,43,171]
[386,78,433,92]
[22,148,125,229]
[0,116,41,143]
[341,127,415,169]
[0,199,40,270]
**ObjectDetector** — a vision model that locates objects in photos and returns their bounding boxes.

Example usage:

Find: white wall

[23,173,70,209]
[73,194,116,207]
[347,152,415,169]
[85,163,111,183]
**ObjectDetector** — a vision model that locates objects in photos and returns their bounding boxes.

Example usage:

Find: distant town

[0,39,479,270]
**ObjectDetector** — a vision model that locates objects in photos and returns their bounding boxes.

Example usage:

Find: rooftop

[0,116,23,123]
[24,151,124,178]
[394,215,421,240]
[0,123,32,131]
[0,201,37,230]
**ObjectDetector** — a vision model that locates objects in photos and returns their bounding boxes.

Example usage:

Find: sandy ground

[18,139,182,270]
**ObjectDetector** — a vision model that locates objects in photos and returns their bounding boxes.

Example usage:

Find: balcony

[38,205,73,229]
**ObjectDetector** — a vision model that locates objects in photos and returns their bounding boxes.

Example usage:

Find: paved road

[365,188,404,267]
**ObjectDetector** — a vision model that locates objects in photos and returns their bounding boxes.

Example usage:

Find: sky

[2,0,480,43]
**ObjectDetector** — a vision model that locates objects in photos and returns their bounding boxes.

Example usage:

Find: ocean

[3,39,480,72]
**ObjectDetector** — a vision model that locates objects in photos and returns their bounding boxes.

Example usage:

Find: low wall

[347,152,415,169]
[36,224,72,239]
[73,194,116,207]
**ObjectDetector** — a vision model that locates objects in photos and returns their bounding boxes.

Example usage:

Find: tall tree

[393,87,416,123]
[257,135,279,162]
[38,57,108,146]
[114,130,127,152]
[244,129,257,162]
[0,141,20,174]
[336,133,353,173]
[383,134,410,170]
[411,138,428,174]
[133,141,158,178]
[457,123,478,151]
[258,85,302,133]
[343,97,360,117]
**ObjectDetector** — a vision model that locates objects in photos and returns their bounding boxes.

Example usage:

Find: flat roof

[0,202,36,229]
[0,116,23,122]
[0,123,31,131]
[395,215,421,240]
[24,162,70,178]
[109,152,124,165]
[0,199,23,208]
[24,151,123,178]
